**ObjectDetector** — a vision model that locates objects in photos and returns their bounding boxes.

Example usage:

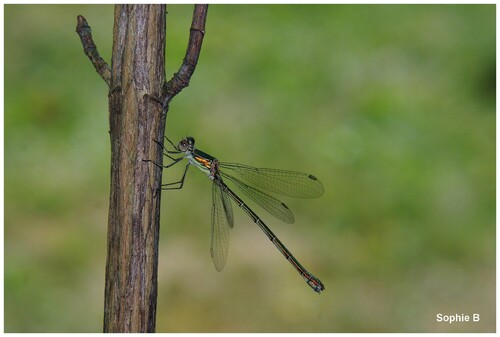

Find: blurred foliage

[4,4,495,332]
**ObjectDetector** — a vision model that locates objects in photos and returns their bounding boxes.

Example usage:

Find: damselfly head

[178,137,195,152]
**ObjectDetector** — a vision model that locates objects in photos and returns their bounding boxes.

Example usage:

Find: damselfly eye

[178,137,194,152]
[178,139,188,151]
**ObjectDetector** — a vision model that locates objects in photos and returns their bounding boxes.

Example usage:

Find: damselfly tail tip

[311,283,325,294]
[305,275,325,293]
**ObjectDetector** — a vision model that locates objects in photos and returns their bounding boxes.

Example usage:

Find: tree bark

[104,5,166,332]
[76,4,208,333]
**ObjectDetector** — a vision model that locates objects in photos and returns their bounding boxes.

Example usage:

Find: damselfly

[146,136,325,293]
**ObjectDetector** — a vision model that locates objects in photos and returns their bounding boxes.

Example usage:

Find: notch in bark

[76,4,208,333]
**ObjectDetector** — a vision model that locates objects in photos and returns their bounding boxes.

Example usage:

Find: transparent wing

[219,162,324,198]
[210,180,232,272]
[221,172,295,224]
[220,179,234,228]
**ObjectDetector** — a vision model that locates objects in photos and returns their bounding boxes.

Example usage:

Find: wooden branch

[76,15,112,87]
[74,5,169,332]
[76,4,208,332]
[163,4,208,103]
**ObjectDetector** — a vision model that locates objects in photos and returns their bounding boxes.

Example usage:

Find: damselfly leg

[143,137,190,189]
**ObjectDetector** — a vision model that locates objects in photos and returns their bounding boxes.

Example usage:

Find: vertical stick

[104,5,166,332]
[77,4,208,332]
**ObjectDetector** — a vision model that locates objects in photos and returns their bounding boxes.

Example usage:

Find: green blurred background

[5,4,495,332]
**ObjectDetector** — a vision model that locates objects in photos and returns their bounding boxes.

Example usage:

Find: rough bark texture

[104,5,166,332]
[76,4,208,333]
